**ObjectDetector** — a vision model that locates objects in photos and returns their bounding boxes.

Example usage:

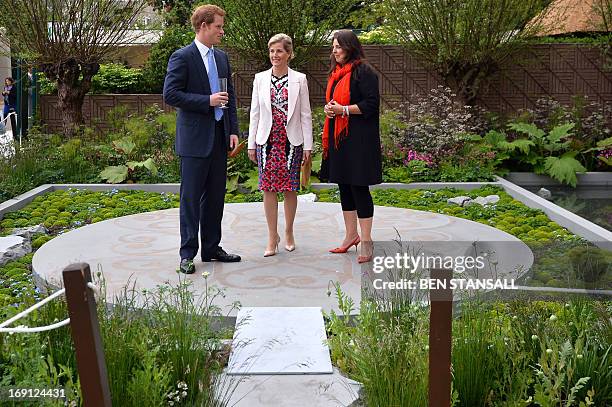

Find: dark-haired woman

[322,29,382,263]
[2,77,17,140]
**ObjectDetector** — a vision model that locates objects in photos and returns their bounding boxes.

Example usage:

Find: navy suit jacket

[163,42,239,158]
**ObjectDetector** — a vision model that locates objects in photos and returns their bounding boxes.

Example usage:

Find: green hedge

[39,63,145,94]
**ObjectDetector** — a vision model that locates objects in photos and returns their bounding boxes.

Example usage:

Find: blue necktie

[207,49,223,121]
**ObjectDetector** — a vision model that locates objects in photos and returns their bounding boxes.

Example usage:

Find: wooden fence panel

[40,44,612,133]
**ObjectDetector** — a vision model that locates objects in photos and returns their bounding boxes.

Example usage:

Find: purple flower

[599,148,612,159]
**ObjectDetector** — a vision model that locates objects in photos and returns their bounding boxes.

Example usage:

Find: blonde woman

[248,34,313,256]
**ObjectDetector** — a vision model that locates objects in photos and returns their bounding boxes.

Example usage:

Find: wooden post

[428,268,453,407]
[63,263,112,407]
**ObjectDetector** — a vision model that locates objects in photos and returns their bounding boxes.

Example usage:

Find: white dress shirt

[194,38,218,75]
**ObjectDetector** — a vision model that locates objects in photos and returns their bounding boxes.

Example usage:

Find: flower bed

[325,290,612,406]
[0,187,609,406]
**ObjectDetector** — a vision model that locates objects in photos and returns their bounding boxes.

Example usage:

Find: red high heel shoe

[329,235,360,253]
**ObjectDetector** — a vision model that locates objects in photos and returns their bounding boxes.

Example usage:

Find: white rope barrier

[0,288,66,329]
[87,282,99,296]
[0,318,71,333]
[0,283,99,334]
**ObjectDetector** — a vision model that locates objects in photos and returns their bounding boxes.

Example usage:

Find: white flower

[531,335,539,341]
[549,314,557,322]
[577,354,583,359]
[202,271,210,279]
[546,348,553,354]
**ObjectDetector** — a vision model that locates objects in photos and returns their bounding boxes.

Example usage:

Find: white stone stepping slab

[215,368,361,406]
[227,307,333,375]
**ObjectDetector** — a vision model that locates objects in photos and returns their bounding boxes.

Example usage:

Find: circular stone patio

[32,202,533,315]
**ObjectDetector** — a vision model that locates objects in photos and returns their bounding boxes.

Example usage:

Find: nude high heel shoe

[264,236,281,257]
[285,234,296,252]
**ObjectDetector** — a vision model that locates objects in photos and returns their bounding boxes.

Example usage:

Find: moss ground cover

[317,186,577,243]
[0,255,36,310]
[0,189,180,235]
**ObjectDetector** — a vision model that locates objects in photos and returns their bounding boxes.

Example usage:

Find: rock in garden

[0,235,32,267]
[537,188,552,200]
[467,195,500,207]
[486,194,500,204]
[297,193,318,203]
[10,224,47,239]
[447,196,471,206]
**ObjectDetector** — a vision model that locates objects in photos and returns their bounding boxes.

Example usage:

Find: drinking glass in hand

[219,78,228,109]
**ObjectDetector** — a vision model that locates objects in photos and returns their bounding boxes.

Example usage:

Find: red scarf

[322,60,360,157]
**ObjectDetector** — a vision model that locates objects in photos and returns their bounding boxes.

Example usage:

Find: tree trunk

[443,61,495,106]
[57,82,86,137]
[42,59,99,137]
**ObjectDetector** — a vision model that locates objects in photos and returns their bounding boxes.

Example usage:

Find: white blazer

[248,67,313,150]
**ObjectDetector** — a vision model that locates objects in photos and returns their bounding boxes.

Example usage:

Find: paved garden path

[32,202,532,316]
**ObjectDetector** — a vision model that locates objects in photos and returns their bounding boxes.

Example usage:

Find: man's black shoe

[179,258,195,274]
[202,247,241,262]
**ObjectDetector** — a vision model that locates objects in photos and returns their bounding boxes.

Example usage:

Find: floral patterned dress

[256,73,303,192]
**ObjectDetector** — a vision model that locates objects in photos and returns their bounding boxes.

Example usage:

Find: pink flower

[403,150,433,165]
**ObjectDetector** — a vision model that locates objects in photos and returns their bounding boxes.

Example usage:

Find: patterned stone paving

[32,202,531,315]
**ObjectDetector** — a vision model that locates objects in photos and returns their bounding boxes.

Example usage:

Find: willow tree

[222,0,359,70]
[379,0,552,105]
[0,0,148,136]
[592,0,612,69]
[592,0,612,31]
[147,0,198,27]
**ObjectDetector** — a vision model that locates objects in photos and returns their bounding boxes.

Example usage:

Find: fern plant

[482,122,588,187]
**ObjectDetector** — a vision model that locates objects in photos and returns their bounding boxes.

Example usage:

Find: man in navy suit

[163,4,241,274]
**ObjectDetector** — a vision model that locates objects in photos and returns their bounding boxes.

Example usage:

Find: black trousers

[179,121,227,260]
[338,184,374,218]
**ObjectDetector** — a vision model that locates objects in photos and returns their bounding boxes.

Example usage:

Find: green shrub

[37,64,144,95]
[141,25,193,93]
[358,26,399,44]
[90,64,144,94]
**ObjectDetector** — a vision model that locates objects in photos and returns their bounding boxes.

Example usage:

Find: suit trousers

[179,121,227,260]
